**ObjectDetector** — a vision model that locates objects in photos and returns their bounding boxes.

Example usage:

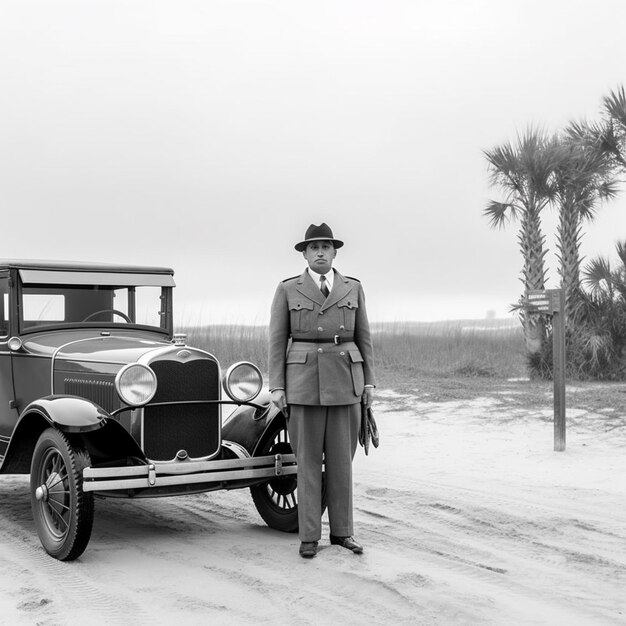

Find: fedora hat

[294,223,344,252]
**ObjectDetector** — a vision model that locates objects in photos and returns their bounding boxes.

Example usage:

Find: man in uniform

[268,223,375,558]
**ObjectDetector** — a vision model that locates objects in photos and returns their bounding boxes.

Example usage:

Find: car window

[19,284,168,331]
[135,286,164,327]
[23,294,65,322]
[0,279,8,337]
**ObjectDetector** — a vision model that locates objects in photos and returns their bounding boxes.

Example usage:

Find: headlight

[223,361,263,403]
[115,364,157,406]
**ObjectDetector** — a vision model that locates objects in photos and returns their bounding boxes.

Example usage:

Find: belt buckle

[333,334,341,345]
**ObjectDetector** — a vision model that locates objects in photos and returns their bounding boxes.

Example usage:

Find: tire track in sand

[354,470,626,624]
[0,477,159,626]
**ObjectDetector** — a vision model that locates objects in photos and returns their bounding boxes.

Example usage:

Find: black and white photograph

[1,1,625,624]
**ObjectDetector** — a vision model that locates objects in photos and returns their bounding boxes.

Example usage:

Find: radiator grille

[64,378,116,412]
[143,358,220,461]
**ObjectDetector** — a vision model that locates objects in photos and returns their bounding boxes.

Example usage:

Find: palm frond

[566,119,606,149]
[583,256,614,296]
[603,85,626,130]
[598,178,621,201]
[569,288,599,325]
[581,332,613,370]
[484,200,515,229]
[598,123,625,165]
[615,240,626,268]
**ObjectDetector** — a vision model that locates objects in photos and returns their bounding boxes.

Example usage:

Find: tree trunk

[557,196,581,324]
[523,315,546,355]
[520,206,547,356]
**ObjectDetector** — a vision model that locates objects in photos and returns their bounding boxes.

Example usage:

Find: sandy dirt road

[1,388,625,625]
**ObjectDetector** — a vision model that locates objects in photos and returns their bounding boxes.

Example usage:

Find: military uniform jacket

[269,269,375,406]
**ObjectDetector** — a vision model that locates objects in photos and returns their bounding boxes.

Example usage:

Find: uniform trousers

[288,403,361,542]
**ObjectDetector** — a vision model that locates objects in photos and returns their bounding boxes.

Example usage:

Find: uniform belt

[292,335,354,345]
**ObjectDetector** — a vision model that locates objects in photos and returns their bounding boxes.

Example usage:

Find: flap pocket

[286,351,308,364]
[337,298,359,310]
[348,350,364,364]
[288,300,314,311]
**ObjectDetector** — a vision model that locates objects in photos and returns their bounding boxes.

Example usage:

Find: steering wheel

[82,309,132,323]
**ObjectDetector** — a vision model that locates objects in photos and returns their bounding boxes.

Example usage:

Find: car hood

[22,331,172,365]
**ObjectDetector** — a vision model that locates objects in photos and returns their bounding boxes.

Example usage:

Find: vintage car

[0,260,298,560]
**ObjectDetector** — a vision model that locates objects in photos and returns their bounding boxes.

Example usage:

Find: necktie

[319,275,329,298]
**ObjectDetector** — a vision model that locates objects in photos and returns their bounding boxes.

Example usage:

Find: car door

[0,273,17,459]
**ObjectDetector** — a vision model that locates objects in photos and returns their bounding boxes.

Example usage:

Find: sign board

[525,289,562,314]
[526,290,551,313]
[524,288,567,451]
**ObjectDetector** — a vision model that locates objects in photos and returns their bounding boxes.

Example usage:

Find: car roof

[0,259,174,275]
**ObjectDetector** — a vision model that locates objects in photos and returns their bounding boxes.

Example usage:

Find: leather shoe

[299,541,318,558]
[330,535,363,554]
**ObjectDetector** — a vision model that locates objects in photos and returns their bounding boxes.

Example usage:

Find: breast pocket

[337,298,359,331]
[288,299,315,333]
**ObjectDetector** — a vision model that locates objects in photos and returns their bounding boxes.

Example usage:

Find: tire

[30,428,95,561]
[250,417,326,533]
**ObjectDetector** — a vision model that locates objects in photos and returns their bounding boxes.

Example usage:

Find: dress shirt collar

[307,267,334,292]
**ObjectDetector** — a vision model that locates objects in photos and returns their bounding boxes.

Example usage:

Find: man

[268,223,375,558]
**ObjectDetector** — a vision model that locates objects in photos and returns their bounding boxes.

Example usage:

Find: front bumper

[82,453,297,493]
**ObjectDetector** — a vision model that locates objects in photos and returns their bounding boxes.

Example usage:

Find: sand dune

[1,387,625,625]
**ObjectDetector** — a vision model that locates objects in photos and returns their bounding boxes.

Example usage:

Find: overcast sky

[1,0,625,324]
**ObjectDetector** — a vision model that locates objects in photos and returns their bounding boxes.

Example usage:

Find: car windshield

[20,284,169,331]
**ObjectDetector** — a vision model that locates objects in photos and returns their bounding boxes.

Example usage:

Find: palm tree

[553,125,619,322]
[601,85,626,168]
[569,241,626,378]
[484,128,561,356]
[584,241,626,310]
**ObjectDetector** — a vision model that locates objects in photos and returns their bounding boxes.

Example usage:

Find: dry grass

[180,319,526,382]
[183,324,269,367]
[371,320,525,382]
[180,321,626,422]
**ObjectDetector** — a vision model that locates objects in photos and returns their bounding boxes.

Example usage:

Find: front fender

[21,395,110,434]
[1,395,111,474]
[222,392,284,456]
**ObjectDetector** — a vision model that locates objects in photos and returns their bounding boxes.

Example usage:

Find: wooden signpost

[525,288,566,452]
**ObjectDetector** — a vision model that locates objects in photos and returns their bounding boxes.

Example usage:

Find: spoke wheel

[30,428,94,561]
[250,417,326,533]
